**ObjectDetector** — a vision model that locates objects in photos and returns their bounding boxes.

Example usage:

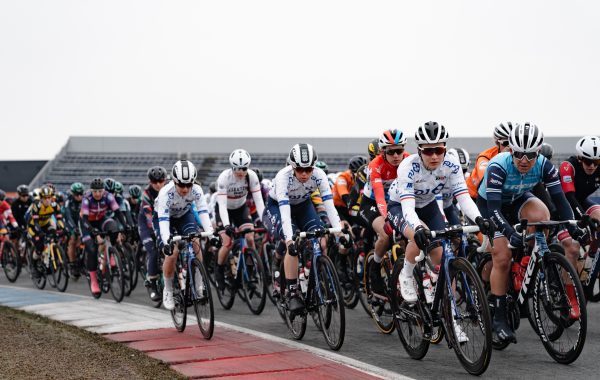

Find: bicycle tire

[115,245,132,297]
[241,248,267,315]
[108,247,125,303]
[356,251,372,317]
[532,251,587,364]
[279,264,307,340]
[364,253,395,334]
[28,246,46,290]
[51,244,69,292]
[443,257,492,376]
[338,251,359,309]
[215,252,237,310]
[190,258,214,339]
[273,259,287,322]
[170,264,187,332]
[262,242,277,306]
[315,255,345,351]
[2,240,21,282]
[123,242,138,292]
[390,258,430,360]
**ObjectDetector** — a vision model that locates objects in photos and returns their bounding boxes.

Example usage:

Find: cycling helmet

[378,129,407,149]
[172,160,197,184]
[90,177,104,190]
[104,178,117,193]
[289,143,317,169]
[46,183,56,193]
[252,168,263,182]
[114,181,124,195]
[17,184,30,196]
[209,181,217,193]
[349,155,368,174]
[229,149,251,169]
[56,191,66,204]
[509,122,544,153]
[39,185,53,199]
[147,166,168,182]
[415,121,449,145]
[494,122,517,140]
[32,188,41,200]
[575,136,600,160]
[540,143,554,160]
[368,138,380,160]
[0,189,5,201]
[315,160,329,174]
[70,182,84,196]
[447,148,470,173]
[128,185,142,199]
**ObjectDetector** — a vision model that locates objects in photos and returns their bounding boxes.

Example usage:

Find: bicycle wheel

[532,251,587,364]
[116,245,132,297]
[588,272,600,302]
[190,258,214,339]
[2,240,21,282]
[356,251,371,316]
[51,244,69,292]
[279,268,307,340]
[442,257,492,376]
[215,254,236,310]
[108,247,125,302]
[389,258,430,359]
[123,242,138,292]
[241,248,267,315]
[262,242,277,305]
[364,253,395,334]
[313,255,345,350]
[337,251,359,309]
[170,268,187,332]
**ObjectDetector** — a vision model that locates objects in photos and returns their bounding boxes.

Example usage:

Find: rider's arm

[155,188,171,244]
[193,185,214,234]
[249,171,265,219]
[53,202,65,230]
[316,169,342,230]
[485,163,515,237]
[140,192,154,230]
[216,172,231,226]
[274,170,294,242]
[62,200,76,231]
[369,157,388,217]
[448,160,482,222]
[107,193,128,228]
[544,159,575,221]
[559,160,585,218]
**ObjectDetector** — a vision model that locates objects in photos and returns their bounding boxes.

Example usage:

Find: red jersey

[363,152,410,217]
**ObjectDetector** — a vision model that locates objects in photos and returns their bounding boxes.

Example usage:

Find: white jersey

[269,166,341,241]
[389,154,480,229]
[155,181,213,244]
[216,169,265,226]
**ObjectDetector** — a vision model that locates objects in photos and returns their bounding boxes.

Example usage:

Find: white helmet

[171,160,197,185]
[494,122,518,140]
[509,122,544,153]
[289,143,317,168]
[447,148,470,172]
[414,121,449,145]
[229,149,251,169]
[576,136,600,160]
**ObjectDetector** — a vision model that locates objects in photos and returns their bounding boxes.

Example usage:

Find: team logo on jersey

[435,176,446,181]
[562,175,572,183]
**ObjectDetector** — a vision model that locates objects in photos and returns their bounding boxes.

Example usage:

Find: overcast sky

[1,1,599,160]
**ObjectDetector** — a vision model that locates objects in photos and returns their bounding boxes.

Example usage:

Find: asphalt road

[4,270,599,379]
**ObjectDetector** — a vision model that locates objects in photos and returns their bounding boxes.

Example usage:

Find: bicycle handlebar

[416,225,483,263]
[294,227,344,240]
[170,231,215,244]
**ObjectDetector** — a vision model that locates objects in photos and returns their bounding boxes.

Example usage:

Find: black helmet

[0,189,5,201]
[209,181,217,193]
[128,185,142,199]
[540,143,554,160]
[56,191,66,204]
[253,167,263,182]
[104,178,116,193]
[17,184,30,196]
[147,166,168,182]
[90,177,104,190]
[349,156,368,174]
[368,138,380,160]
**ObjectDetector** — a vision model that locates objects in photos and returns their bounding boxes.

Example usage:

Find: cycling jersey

[114,194,133,227]
[389,153,480,229]
[155,181,213,244]
[467,146,500,198]
[363,152,410,217]
[479,152,573,238]
[216,169,265,226]
[140,185,159,230]
[560,156,600,217]
[80,190,120,222]
[62,194,81,233]
[268,166,341,241]
[0,200,18,228]
[348,164,368,216]
[332,170,354,207]
[28,200,64,231]
[11,198,31,228]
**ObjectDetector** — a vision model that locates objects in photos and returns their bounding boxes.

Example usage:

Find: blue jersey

[478,152,562,203]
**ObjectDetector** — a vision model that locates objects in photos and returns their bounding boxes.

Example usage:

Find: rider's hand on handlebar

[209,235,221,248]
[160,241,172,256]
[508,232,523,250]
[475,216,494,236]
[224,225,235,238]
[413,225,430,251]
[286,240,298,256]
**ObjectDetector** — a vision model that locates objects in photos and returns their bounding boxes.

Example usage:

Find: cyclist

[0,190,19,231]
[332,155,369,224]
[360,129,409,288]
[139,166,168,301]
[559,136,600,233]
[106,180,134,230]
[80,177,129,296]
[444,148,472,224]
[154,160,217,310]
[388,121,493,341]
[11,185,32,228]
[447,147,470,177]
[63,182,84,277]
[347,138,377,223]
[262,143,343,314]
[214,149,265,291]
[477,123,582,343]
[27,185,65,278]
[467,122,516,199]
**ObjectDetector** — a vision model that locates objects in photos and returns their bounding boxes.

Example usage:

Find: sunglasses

[294,167,314,174]
[513,151,538,161]
[580,157,600,166]
[175,182,194,188]
[418,146,446,156]
[233,167,248,172]
[497,140,510,147]
[385,148,405,156]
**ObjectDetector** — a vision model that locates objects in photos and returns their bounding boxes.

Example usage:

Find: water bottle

[513,256,530,291]
[299,268,308,294]
[422,273,434,303]
[356,252,365,276]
